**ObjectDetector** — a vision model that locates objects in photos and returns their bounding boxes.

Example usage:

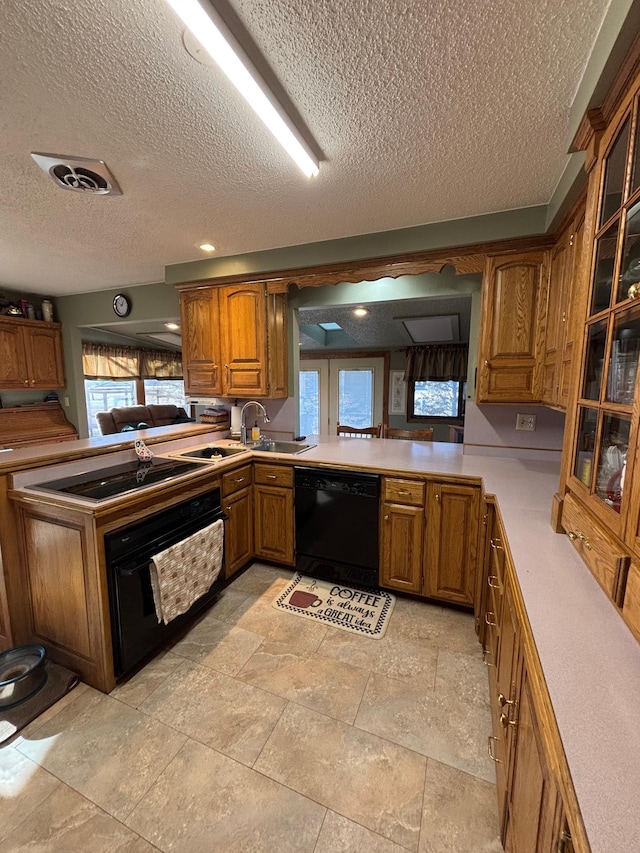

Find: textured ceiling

[0,0,611,295]
[298,296,472,351]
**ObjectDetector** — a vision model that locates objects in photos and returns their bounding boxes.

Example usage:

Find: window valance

[82,343,183,380]
[403,344,468,382]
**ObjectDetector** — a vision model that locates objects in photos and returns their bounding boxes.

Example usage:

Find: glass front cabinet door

[571,98,640,548]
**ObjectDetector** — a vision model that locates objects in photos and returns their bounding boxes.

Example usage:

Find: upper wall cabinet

[179,282,288,399]
[476,252,549,404]
[0,317,65,390]
[542,208,586,410]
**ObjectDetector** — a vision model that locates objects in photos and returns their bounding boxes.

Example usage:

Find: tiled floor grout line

[310,805,329,853]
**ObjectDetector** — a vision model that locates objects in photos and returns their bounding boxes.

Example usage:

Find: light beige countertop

[7,433,640,850]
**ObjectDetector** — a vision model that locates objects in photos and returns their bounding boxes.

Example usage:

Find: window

[299,370,320,436]
[85,379,137,437]
[84,378,186,437]
[408,380,465,420]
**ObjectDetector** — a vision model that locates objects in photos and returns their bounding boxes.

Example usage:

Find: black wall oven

[104,488,225,679]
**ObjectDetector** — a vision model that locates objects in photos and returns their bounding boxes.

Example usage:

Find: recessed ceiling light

[353,307,369,317]
[199,243,216,252]
[164,322,180,330]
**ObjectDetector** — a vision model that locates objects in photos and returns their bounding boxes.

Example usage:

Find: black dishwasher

[295,467,380,588]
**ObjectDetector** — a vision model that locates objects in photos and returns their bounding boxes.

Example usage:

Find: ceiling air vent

[30,152,122,196]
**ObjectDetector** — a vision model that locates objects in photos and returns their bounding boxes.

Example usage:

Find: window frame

[406,378,466,423]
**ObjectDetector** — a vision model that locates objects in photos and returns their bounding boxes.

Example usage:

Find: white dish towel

[150,519,224,625]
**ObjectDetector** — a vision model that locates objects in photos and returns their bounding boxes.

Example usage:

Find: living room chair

[385,427,434,441]
[336,423,382,438]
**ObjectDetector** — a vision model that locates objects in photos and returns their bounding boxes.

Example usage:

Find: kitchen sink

[252,440,315,455]
[177,445,249,460]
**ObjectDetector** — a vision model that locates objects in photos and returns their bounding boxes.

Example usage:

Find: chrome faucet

[240,401,270,445]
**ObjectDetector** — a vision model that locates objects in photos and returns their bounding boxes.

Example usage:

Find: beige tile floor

[1,563,502,852]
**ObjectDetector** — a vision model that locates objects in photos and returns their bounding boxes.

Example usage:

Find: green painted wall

[55,281,179,436]
[166,206,547,285]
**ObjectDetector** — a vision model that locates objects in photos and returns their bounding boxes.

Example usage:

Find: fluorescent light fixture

[353,307,369,317]
[199,242,216,252]
[164,322,180,330]
[165,0,320,177]
[401,314,460,343]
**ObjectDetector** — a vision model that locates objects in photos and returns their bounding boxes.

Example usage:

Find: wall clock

[113,293,131,317]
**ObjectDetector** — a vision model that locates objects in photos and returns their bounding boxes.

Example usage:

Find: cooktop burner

[33,459,203,501]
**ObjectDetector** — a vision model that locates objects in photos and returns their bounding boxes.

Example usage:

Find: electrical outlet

[516,413,536,431]
[64,396,70,407]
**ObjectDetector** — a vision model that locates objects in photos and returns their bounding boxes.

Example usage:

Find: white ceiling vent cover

[30,153,122,195]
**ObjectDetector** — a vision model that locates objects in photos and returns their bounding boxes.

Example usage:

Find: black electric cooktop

[33,459,203,501]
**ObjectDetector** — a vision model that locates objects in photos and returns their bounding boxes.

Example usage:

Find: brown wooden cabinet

[253,462,294,565]
[180,288,223,395]
[477,251,549,404]
[542,209,586,410]
[483,508,584,852]
[0,317,65,390]
[179,282,288,399]
[222,463,253,579]
[423,481,480,605]
[380,477,424,593]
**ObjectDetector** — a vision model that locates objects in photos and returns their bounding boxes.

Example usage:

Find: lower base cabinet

[380,496,424,593]
[485,509,581,852]
[224,486,253,578]
[253,462,294,565]
[222,464,253,578]
[424,481,480,605]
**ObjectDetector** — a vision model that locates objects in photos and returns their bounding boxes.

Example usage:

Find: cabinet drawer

[253,463,293,488]
[562,493,629,602]
[383,477,424,506]
[222,464,253,497]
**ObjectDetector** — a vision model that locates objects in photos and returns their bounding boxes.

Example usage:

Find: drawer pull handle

[488,575,500,590]
[482,648,494,667]
[398,490,410,495]
[487,736,501,763]
[485,612,497,627]
[235,477,245,483]
[577,532,591,550]
[266,475,277,480]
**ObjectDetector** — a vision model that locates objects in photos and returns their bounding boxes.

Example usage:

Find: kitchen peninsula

[0,428,639,851]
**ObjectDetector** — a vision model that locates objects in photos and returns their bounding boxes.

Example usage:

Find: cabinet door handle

[482,648,494,667]
[30,379,35,385]
[435,493,440,502]
[485,612,497,627]
[225,505,232,512]
[490,537,503,550]
[487,736,501,763]
[488,575,500,589]
[557,829,573,853]
[498,692,515,707]
[567,531,576,540]
[24,379,29,386]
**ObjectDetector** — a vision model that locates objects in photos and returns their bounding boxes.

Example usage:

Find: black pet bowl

[0,645,47,709]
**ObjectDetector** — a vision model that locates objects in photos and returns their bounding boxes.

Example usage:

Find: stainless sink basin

[178,445,248,460]
[252,440,315,455]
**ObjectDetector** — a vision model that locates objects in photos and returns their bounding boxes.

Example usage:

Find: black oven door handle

[116,514,227,576]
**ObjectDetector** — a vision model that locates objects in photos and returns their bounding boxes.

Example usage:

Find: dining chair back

[385,427,434,441]
[336,423,382,438]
